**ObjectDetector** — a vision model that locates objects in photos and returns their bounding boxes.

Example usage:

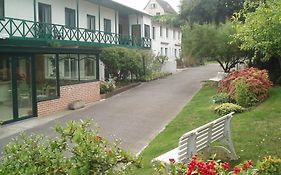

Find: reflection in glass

[16,57,33,118]
[80,55,96,81]
[36,54,58,101]
[59,54,79,85]
[0,56,13,122]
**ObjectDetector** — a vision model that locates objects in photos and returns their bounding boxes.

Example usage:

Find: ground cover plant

[0,120,141,175]
[136,82,281,174]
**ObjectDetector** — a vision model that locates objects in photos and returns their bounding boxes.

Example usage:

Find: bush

[140,72,171,82]
[215,103,245,116]
[154,155,281,175]
[212,92,230,104]
[233,78,258,107]
[100,79,116,94]
[0,120,140,175]
[219,67,273,106]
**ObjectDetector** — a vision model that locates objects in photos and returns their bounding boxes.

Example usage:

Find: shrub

[212,92,230,104]
[219,67,273,106]
[215,103,245,116]
[233,78,258,107]
[100,79,116,94]
[154,155,281,175]
[0,120,140,175]
[140,72,171,82]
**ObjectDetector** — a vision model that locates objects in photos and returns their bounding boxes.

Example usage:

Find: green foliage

[212,92,230,104]
[179,0,244,24]
[100,47,143,81]
[181,22,245,72]
[257,156,281,175]
[215,102,245,116]
[152,14,184,28]
[0,120,140,175]
[233,78,258,107]
[233,0,281,68]
[100,79,116,94]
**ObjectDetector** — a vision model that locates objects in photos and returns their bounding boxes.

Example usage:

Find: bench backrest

[177,112,234,162]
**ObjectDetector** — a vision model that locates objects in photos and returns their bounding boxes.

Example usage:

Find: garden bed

[136,82,281,174]
[100,82,141,99]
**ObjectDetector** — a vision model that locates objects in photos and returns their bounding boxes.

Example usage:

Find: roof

[156,0,177,14]
[144,0,177,15]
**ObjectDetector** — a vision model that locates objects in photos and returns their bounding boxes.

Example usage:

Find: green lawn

[136,83,281,175]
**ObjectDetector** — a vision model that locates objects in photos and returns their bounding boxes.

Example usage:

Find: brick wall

[37,81,100,117]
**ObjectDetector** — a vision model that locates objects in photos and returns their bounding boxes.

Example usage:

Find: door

[131,25,141,46]
[38,3,52,38]
[0,55,35,123]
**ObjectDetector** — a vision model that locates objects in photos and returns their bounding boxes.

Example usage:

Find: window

[104,19,111,33]
[0,0,4,19]
[174,49,177,57]
[39,3,51,23]
[65,8,76,28]
[87,15,95,31]
[35,54,58,101]
[152,27,155,39]
[166,28,169,38]
[150,3,156,9]
[165,48,168,56]
[160,47,163,56]
[144,24,150,38]
[59,54,79,85]
[160,26,163,37]
[80,55,96,81]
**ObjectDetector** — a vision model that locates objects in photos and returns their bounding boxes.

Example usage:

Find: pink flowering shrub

[219,67,272,107]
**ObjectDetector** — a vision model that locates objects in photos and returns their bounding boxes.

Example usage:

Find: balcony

[0,17,151,49]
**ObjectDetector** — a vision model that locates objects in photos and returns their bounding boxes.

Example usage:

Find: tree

[233,0,281,70]
[182,22,246,72]
[179,0,244,24]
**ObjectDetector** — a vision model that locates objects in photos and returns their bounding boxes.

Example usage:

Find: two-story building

[0,0,152,123]
[144,0,181,73]
[0,0,181,124]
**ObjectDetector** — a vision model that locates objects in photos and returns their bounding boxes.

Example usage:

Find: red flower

[222,162,230,170]
[233,166,241,174]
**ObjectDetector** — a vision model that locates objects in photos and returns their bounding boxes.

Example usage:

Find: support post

[96,54,100,81]
[33,0,37,23]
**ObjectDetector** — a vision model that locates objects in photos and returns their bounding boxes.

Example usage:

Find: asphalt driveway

[0,64,220,155]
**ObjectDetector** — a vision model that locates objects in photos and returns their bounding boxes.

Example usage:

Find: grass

[136,83,281,174]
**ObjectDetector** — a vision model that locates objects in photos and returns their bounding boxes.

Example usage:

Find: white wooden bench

[209,72,228,82]
[152,112,238,164]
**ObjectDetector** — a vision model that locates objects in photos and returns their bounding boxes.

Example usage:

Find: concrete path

[0,64,220,156]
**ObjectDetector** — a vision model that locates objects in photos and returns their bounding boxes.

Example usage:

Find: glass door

[0,56,13,122]
[0,55,35,123]
[16,56,33,118]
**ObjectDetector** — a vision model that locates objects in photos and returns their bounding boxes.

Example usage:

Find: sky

[113,0,181,12]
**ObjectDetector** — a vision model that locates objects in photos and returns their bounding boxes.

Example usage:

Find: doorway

[0,55,36,123]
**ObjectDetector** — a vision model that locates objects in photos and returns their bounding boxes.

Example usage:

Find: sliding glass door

[0,55,35,123]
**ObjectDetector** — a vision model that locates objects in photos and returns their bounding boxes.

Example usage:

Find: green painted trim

[34,0,37,23]
[76,0,79,28]
[96,54,100,81]
[31,55,38,118]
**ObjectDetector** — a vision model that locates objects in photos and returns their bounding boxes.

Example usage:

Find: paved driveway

[0,64,220,155]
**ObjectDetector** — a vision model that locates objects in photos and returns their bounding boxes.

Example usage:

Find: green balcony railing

[0,17,151,48]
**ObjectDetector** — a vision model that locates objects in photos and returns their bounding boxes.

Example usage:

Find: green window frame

[87,15,95,31]
[0,0,4,19]
[65,8,76,28]
[104,19,111,33]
